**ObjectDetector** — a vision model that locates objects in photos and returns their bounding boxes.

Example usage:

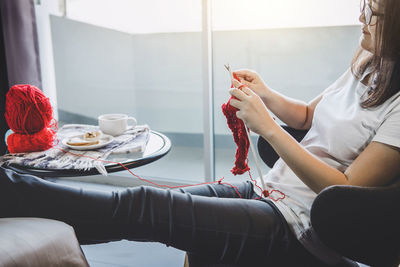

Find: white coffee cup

[98,114,137,136]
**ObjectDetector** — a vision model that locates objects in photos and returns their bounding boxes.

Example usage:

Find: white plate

[62,134,114,150]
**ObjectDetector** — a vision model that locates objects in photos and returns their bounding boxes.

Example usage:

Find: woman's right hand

[234,69,270,100]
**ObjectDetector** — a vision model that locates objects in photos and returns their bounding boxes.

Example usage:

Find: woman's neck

[358,50,375,86]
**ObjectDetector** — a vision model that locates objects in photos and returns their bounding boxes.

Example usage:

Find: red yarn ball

[7,128,55,153]
[4,84,56,153]
[5,84,53,134]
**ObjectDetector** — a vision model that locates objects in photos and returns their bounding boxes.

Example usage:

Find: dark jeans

[0,166,327,267]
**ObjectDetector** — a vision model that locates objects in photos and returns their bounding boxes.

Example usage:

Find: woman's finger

[231,79,242,89]
[236,111,244,120]
[229,98,242,109]
[234,70,255,82]
[232,79,251,95]
[240,79,253,87]
[232,79,254,97]
[240,86,255,96]
[229,88,247,100]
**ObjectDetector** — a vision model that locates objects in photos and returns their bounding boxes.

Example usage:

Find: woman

[1,0,399,266]
[229,0,400,264]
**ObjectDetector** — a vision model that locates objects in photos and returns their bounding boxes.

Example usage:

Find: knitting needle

[244,126,268,193]
[224,64,268,194]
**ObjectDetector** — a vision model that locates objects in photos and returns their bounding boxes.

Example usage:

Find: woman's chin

[360,38,374,54]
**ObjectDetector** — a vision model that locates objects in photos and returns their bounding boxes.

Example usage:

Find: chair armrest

[257,125,308,168]
[310,181,400,266]
[0,217,89,267]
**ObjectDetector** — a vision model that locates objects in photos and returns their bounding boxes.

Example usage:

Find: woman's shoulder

[384,91,400,115]
[335,68,354,84]
[321,69,354,95]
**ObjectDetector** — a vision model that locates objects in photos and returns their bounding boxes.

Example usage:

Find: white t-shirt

[252,68,400,263]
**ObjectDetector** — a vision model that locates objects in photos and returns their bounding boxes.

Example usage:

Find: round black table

[5,131,171,177]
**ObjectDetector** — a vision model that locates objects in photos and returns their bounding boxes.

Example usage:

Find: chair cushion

[0,217,89,267]
[311,183,400,266]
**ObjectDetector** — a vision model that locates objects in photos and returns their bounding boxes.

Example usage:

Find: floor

[82,241,186,267]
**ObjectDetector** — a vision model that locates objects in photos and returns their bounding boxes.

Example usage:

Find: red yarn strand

[5,83,284,201]
[55,140,284,202]
[54,143,243,198]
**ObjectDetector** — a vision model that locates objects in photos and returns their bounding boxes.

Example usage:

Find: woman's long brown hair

[351,0,400,108]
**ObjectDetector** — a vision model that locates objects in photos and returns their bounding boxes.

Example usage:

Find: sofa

[0,217,89,267]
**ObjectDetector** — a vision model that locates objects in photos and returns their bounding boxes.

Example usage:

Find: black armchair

[186,125,399,266]
[257,126,400,267]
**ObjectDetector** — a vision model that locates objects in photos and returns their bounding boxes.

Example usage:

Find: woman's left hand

[229,79,278,137]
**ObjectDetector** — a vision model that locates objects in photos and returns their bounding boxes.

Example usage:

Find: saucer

[62,134,114,150]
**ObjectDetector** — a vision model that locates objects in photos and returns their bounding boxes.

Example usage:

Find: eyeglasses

[360,0,383,25]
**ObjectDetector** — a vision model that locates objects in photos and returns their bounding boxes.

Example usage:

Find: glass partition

[35,0,363,184]
[212,0,361,181]
[49,0,205,182]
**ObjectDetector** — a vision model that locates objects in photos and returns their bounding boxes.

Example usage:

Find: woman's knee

[172,181,255,199]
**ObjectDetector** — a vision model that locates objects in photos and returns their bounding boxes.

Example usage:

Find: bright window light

[66,0,202,34]
[66,0,361,34]
[212,0,361,31]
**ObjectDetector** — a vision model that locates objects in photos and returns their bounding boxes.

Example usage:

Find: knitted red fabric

[221,73,250,175]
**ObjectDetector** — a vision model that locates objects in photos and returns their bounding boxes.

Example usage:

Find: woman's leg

[0,167,293,266]
[174,180,258,199]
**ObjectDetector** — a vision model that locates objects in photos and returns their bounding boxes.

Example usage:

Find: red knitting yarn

[221,73,250,175]
[5,84,56,153]
[7,128,55,153]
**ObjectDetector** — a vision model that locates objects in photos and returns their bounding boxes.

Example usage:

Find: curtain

[0,0,42,155]
[0,9,7,155]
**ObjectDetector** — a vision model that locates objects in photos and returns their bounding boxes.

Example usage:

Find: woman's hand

[234,69,270,101]
[229,79,278,138]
